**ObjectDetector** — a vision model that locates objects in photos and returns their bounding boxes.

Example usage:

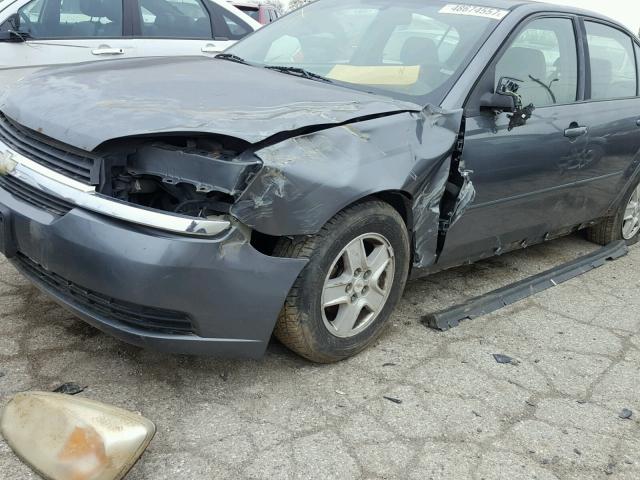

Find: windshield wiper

[215,53,249,65]
[264,65,333,84]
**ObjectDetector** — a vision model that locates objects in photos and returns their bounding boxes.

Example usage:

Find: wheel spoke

[323,276,351,308]
[344,238,367,275]
[364,286,386,313]
[624,217,640,238]
[366,245,391,278]
[625,202,637,218]
[332,302,364,335]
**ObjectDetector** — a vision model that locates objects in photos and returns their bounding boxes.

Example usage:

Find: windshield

[228,0,507,104]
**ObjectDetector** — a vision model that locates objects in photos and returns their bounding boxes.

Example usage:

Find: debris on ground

[52,383,86,395]
[574,449,582,456]
[605,462,616,475]
[382,363,397,367]
[619,408,633,420]
[493,354,519,365]
[383,396,403,404]
[335,390,346,396]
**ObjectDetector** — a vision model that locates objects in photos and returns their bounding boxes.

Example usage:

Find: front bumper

[0,183,307,358]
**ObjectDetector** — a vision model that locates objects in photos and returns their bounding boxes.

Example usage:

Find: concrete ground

[0,234,639,480]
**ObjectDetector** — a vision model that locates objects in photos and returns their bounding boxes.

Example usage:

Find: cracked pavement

[1,235,639,479]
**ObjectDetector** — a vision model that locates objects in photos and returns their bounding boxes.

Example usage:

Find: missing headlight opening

[102,135,262,220]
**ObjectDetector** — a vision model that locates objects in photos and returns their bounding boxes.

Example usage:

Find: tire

[273,200,411,363]
[587,180,640,246]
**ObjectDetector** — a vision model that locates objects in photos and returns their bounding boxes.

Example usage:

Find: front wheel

[273,200,411,363]
[587,181,640,246]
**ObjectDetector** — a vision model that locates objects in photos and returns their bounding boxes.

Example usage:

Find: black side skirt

[422,241,629,331]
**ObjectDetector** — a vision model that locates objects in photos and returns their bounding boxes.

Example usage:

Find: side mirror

[479,91,516,113]
[0,14,27,43]
[480,76,524,113]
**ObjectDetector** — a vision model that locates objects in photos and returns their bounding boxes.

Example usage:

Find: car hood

[0,57,420,152]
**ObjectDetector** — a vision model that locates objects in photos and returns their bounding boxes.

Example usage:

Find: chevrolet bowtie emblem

[0,150,17,176]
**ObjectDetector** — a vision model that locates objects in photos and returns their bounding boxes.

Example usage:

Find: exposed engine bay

[100,136,262,220]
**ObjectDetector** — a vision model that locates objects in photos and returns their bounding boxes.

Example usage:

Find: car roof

[448,0,631,36]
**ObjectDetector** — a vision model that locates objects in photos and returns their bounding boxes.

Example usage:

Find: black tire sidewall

[296,205,410,359]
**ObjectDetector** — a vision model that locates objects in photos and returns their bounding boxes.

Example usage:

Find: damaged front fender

[230,106,468,270]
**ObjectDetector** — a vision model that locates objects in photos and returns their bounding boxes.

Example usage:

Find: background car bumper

[0,187,307,358]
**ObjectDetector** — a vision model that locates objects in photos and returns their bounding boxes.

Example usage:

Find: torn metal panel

[0,57,419,152]
[422,241,628,331]
[449,171,476,228]
[411,159,450,268]
[231,106,465,269]
[129,144,262,196]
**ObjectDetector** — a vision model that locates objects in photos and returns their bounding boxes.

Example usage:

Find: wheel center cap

[354,279,366,294]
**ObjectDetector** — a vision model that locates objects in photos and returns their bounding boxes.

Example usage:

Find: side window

[17,0,123,38]
[585,22,637,100]
[496,18,578,107]
[241,7,259,22]
[137,0,212,38]
[19,0,44,24]
[208,4,252,40]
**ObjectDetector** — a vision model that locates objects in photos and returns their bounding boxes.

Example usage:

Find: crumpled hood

[0,57,419,152]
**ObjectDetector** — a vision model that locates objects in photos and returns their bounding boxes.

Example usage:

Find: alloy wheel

[623,185,640,240]
[321,233,395,338]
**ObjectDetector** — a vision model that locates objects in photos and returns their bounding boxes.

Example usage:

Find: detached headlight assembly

[1,392,155,480]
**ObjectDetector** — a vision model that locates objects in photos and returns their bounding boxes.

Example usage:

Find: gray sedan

[0,0,639,362]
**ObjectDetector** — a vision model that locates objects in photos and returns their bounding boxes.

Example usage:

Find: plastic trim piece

[422,241,629,331]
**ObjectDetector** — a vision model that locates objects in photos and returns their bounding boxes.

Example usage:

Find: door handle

[91,47,125,56]
[201,44,220,54]
[564,126,588,138]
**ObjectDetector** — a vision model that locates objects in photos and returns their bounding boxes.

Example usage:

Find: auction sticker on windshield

[439,4,509,20]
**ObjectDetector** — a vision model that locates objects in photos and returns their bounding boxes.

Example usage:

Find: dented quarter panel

[231,107,464,269]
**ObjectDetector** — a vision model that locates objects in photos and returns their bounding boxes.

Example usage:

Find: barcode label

[439,4,510,20]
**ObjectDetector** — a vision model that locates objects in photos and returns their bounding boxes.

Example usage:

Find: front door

[130,0,252,58]
[438,15,637,267]
[0,0,132,89]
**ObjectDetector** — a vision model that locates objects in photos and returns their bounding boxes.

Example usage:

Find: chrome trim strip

[0,141,231,237]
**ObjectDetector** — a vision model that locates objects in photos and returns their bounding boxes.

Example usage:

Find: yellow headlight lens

[1,392,155,480]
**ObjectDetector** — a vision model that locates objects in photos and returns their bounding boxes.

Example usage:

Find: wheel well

[249,191,414,257]
[372,191,413,232]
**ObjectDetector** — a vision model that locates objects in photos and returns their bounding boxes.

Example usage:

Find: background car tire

[587,180,640,246]
[273,200,411,363]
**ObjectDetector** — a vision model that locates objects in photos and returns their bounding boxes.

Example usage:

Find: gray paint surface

[0,57,418,151]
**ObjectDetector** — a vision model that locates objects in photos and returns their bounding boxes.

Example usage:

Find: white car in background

[0,0,260,87]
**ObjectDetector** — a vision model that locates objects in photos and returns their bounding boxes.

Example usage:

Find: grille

[0,175,74,216]
[16,254,194,335]
[0,113,101,184]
